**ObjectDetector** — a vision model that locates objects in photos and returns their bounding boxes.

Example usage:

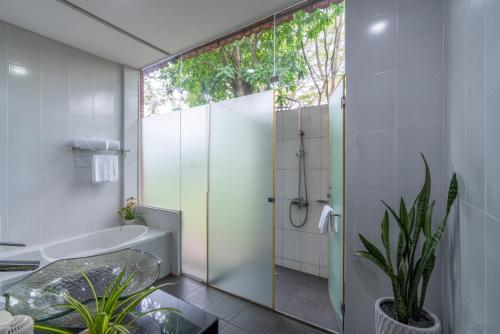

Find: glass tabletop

[33,290,219,334]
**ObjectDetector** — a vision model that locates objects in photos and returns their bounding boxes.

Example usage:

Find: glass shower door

[329,75,345,331]
[208,91,274,307]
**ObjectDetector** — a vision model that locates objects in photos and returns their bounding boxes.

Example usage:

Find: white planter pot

[122,218,136,225]
[375,297,441,334]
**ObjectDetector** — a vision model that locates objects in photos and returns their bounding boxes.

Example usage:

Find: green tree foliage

[144,2,344,115]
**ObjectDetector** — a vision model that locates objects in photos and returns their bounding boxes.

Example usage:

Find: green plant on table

[357,154,458,324]
[34,269,176,334]
[117,197,144,223]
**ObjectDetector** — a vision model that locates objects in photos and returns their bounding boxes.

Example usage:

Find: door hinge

[341,302,345,315]
[267,197,275,203]
[341,96,346,109]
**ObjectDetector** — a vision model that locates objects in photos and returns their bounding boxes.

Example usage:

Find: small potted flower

[117,197,145,226]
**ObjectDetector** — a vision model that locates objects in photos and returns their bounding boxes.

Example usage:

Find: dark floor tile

[229,303,276,334]
[157,275,202,299]
[305,298,339,330]
[219,320,249,334]
[204,291,248,321]
[275,266,308,285]
[263,314,310,334]
[184,285,226,310]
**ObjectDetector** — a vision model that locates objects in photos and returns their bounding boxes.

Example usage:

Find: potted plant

[117,197,144,226]
[357,155,458,334]
[34,269,176,334]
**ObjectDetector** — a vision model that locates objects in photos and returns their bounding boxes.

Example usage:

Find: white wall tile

[283,170,299,200]
[41,71,69,115]
[274,199,283,229]
[485,0,500,89]
[8,65,40,107]
[283,229,300,261]
[301,106,322,139]
[275,228,282,258]
[397,126,442,190]
[276,110,284,141]
[7,25,40,70]
[353,12,398,76]
[486,81,500,219]
[319,266,329,278]
[486,215,500,333]
[283,139,299,170]
[304,138,322,170]
[465,51,486,209]
[397,61,443,128]
[282,259,300,271]
[283,109,300,140]
[275,169,284,199]
[300,232,320,265]
[356,130,396,188]
[300,262,319,276]
[355,70,396,131]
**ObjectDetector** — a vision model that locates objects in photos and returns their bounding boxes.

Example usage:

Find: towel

[73,138,121,151]
[91,155,119,183]
[319,205,338,234]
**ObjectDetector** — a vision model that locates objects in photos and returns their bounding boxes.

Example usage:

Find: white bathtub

[0,225,171,293]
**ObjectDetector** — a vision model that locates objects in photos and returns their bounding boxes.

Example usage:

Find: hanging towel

[91,155,107,183]
[106,155,119,182]
[91,155,119,183]
[107,140,121,151]
[319,205,338,234]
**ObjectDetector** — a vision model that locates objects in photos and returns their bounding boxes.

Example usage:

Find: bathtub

[0,225,171,293]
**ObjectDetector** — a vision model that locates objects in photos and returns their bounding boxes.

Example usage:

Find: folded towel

[73,138,121,151]
[319,205,338,234]
[107,140,121,151]
[91,155,119,183]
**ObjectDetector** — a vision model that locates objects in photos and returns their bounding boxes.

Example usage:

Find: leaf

[34,324,73,334]
[380,211,392,270]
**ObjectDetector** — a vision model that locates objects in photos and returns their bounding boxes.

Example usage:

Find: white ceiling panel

[66,0,301,55]
[0,0,166,68]
[0,0,301,69]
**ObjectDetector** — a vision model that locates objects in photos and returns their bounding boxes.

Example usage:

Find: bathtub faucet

[0,242,40,271]
[0,242,26,247]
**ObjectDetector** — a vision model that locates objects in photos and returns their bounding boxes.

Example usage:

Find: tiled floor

[157,274,333,334]
[275,266,338,332]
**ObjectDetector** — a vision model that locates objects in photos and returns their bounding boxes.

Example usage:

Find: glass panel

[208,91,274,307]
[328,75,345,330]
[142,111,180,209]
[180,105,208,280]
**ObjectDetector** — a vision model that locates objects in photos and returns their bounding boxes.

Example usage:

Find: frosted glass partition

[180,105,208,281]
[142,111,181,210]
[208,91,274,307]
[329,76,345,331]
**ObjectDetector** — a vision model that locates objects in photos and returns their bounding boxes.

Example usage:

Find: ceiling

[0,0,302,69]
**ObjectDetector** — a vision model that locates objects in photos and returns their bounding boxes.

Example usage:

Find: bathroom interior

[0,0,498,333]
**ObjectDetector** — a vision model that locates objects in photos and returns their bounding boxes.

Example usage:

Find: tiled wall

[0,21,124,247]
[345,0,445,333]
[274,105,330,278]
[443,0,500,333]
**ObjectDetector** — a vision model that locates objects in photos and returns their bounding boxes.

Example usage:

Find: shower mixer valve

[291,198,309,209]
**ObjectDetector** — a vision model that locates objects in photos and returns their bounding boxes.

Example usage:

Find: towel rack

[71,147,130,155]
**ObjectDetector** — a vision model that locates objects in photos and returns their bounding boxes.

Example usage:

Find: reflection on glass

[142,111,180,210]
[208,91,274,307]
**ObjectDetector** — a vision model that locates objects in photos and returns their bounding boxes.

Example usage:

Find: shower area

[139,79,345,333]
[138,1,345,332]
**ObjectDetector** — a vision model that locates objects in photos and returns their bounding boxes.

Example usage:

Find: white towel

[91,155,119,183]
[106,155,119,182]
[73,138,121,151]
[319,205,338,234]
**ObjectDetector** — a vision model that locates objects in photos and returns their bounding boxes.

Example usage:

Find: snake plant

[357,154,458,324]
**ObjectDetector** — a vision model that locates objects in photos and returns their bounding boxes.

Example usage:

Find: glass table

[35,290,218,334]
